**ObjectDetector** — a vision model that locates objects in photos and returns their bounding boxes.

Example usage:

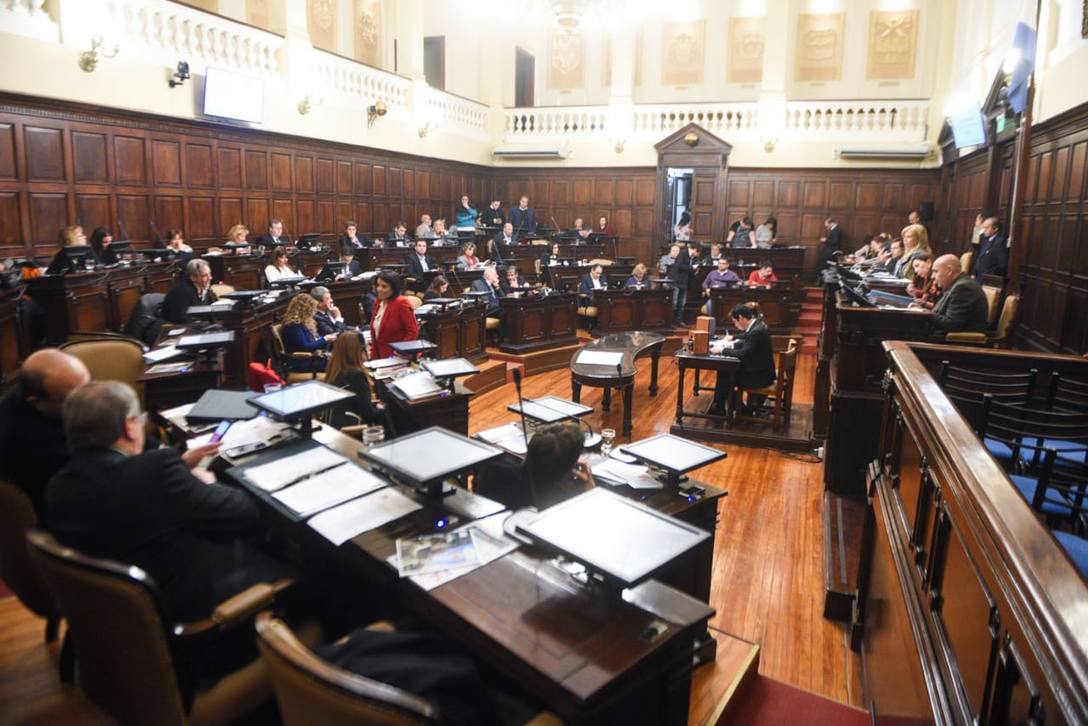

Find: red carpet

[720,675,868,725]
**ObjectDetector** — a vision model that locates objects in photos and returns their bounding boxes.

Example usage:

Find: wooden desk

[0,285,26,388]
[497,292,579,353]
[27,262,179,344]
[203,253,266,291]
[673,352,740,427]
[221,426,712,723]
[416,300,488,360]
[706,279,803,332]
[139,356,224,413]
[196,295,292,387]
[545,263,636,293]
[570,332,665,437]
[856,342,1088,724]
[592,288,674,335]
[375,378,472,435]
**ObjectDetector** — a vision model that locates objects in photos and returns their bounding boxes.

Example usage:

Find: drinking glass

[263,383,283,394]
[362,425,385,448]
[83,257,95,271]
[601,428,616,456]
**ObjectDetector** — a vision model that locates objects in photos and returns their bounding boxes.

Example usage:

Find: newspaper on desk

[592,458,664,490]
[185,416,293,454]
[387,514,518,590]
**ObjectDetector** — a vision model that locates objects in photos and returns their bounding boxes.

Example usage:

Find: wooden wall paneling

[75,194,110,233]
[337,160,353,195]
[153,195,184,235]
[0,122,16,180]
[217,147,242,188]
[296,156,314,193]
[295,199,315,233]
[71,131,108,183]
[24,126,65,182]
[270,152,292,192]
[29,193,66,250]
[151,139,182,186]
[245,150,268,191]
[186,143,214,188]
[186,196,216,240]
[247,198,269,230]
[219,197,243,234]
[117,194,150,241]
[272,199,294,233]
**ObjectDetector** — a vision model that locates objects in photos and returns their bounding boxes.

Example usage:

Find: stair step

[721,675,868,726]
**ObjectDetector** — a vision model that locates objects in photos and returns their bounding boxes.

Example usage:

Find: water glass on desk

[362,425,385,449]
[601,428,616,456]
[263,383,283,394]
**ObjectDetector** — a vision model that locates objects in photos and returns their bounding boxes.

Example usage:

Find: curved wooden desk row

[856,341,1088,724]
[570,332,665,437]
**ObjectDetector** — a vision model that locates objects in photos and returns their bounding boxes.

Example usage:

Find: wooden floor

[0,350,863,723]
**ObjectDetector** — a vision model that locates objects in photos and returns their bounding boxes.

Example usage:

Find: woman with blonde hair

[898,223,931,279]
[281,293,336,372]
[324,331,387,431]
[226,224,251,253]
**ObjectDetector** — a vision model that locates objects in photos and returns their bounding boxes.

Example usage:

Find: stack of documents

[592,459,664,490]
[186,416,292,453]
[272,463,386,517]
[307,488,422,546]
[244,447,347,492]
[391,371,441,400]
[476,423,529,455]
[387,514,518,590]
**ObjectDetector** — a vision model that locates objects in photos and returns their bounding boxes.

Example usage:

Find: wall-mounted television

[203,66,264,124]
[950,106,986,149]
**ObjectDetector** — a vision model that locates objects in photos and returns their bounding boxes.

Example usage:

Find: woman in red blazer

[370,270,419,359]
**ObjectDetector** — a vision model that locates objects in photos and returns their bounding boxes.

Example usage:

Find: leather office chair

[0,482,63,645]
[405,295,423,310]
[60,336,146,394]
[981,284,1002,325]
[123,292,167,347]
[270,323,326,384]
[945,294,1019,348]
[745,338,800,431]
[960,251,974,275]
[256,613,561,726]
[26,530,293,726]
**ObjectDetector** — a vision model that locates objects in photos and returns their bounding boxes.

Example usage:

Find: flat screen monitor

[268,276,307,288]
[203,67,264,124]
[251,380,354,420]
[359,426,503,488]
[622,434,725,475]
[508,396,593,423]
[422,358,479,379]
[950,106,986,149]
[176,331,236,350]
[515,488,710,587]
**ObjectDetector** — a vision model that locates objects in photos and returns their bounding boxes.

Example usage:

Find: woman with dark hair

[324,331,388,432]
[281,293,337,372]
[265,246,298,284]
[456,242,480,270]
[755,217,777,248]
[673,211,692,241]
[370,271,419,359]
[424,275,450,301]
[89,227,116,265]
[541,241,562,268]
[475,423,592,510]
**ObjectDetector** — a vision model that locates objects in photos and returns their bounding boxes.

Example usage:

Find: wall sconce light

[367,100,387,127]
[298,94,323,115]
[168,61,190,88]
[78,36,119,73]
[613,139,626,153]
[762,136,777,152]
[418,120,436,138]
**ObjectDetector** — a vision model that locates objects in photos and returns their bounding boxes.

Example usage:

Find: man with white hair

[163,258,216,323]
[311,285,346,336]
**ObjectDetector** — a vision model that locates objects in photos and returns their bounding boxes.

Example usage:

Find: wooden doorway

[515,47,535,107]
[653,124,733,251]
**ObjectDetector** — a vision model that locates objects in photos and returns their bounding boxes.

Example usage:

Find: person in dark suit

[972,217,1009,278]
[508,196,537,236]
[816,216,846,279]
[481,200,504,228]
[339,251,363,278]
[338,220,366,255]
[470,267,504,319]
[665,244,692,325]
[501,265,530,295]
[404,239,436,292]
[311,285,347,337]
[579,263,607,302]
[370,271,420,359]
[710,304,776,416]
[925,254,989,338]
[540,242,563,269]
[474,423,592,511]
[45,381,295,684]
[386,222,411,247]
[46,225,95,274]
[256,218,291,248]
[0,349,90,516]
[493,222,517,248]
[162,259,217,324]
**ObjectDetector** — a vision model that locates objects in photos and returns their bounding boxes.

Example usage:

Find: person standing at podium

[509,195,537,236]
[370,271,419,359]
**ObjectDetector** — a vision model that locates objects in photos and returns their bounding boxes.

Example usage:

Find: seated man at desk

[702,257,741,315]
[747,260,778,288]
[311,285,347,336]
[470,267,504,320]
[339,250,363,278]
[924,254,989,338]
[493,222,517,248]
[870,237,903,274]
[707,243,724,265]
[626,263,650,289]
[256,218,291,248]
[339,220,366,255]
[0,348,90,516]
[475,422,592,510]
[709,304,776,417]
[404,239,436,292]
[415,214,434,240]
[45,381,295,681]
[45,225,93,274]
[431,218,457,245]
[501,265,531,295]
[386,221,411,247]
[579,263,608,300]
[509,195,537,236]
[162,258,217,324]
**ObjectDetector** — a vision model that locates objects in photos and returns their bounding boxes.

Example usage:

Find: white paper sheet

[476,423,529,455]
[244,446,347,492]
[144,345,182,363]
[577,350,624,366]
[272,463,387,517]
[186,416,293,451]
[392,371,441,400]
[308,488,422,546]
[592,459,664,490]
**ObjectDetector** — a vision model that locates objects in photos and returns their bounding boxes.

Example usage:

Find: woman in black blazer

[324,331,389,433]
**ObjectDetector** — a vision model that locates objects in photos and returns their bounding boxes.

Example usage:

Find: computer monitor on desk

[621,433,726,486]
[250,380,354,438]
[359,426,503,498]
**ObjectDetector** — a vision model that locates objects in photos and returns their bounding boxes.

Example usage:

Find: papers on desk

[211,298,236,308]
[186,416,292,453]
[577,350,623,367]
[366,356,406,370]
[391,371,441,400]
[308,487,422,546]
[592,459,664,490]
[145,361,191,375]
[415,304,436,315]
[272,463,386,517]
[476,422,529,455]
[244,446,347,492]
[144,345,183,364]
[395,529,478,578]
[388,514,518,590]
[166,328,186,337]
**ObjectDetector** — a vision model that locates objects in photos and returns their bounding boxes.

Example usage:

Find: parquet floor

[0,350,862,724]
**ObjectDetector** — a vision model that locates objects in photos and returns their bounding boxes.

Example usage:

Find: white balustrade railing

[312,49,409,110]
[104,0,282,75]
[506,106,612,138]
[0,0,58,41]
[425,88,488,136]
[785,100,930,140]
[631,103,760,135]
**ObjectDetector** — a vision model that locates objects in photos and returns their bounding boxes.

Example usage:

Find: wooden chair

[577,294,598,328]
[60,336,147,394]
[26,530,294,726]
[0,483,64,648]
[744,338,800,431]
[270,323,326,384]
[974,394,1088,471]
[405,294,423,310]
[255,613,560,726]
[1006,444,1088,528]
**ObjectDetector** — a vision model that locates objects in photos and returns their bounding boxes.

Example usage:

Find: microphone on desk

[512,367,541,507]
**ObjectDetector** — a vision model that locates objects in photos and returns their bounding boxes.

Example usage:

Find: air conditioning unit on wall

[837,145,932,161]
[492,146,572,160]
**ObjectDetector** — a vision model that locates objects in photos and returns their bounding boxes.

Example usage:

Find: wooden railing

[855,341,1088,723]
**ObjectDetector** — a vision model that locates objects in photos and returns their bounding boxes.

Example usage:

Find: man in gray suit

[923,254,989,339]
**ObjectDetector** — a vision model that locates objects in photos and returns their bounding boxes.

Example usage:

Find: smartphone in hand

[209,420,232,444]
